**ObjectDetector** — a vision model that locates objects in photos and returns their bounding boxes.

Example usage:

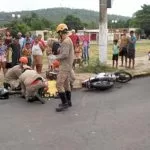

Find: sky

[0,0,150,17]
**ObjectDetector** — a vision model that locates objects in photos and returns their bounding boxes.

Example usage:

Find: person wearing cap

[19,67,47,102]
[3,56,29,90]
[55,23,74,112]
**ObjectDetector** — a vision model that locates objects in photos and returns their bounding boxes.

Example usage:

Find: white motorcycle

[82,71,132,90]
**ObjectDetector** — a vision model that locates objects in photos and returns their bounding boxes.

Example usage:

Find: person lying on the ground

[3,56,29,90]
[19,67,47,102]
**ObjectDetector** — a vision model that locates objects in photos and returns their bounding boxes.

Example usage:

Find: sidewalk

[73,55,150,88]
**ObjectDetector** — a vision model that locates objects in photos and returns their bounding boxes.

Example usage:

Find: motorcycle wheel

[115,71,132,83]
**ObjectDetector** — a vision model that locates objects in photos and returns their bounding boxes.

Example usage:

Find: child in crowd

[73,42,82,69]
[22,42,32,66]
[0,37,8,75]
[112,39,119,68]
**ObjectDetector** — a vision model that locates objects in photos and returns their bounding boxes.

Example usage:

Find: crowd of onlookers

[112,29,137,69]
[0,28,137,79]
[0,31,47,76]
[0,29,90,77]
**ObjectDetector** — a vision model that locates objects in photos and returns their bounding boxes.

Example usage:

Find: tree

[130,5,150,37]
[4,12,52,37]
[5,20,31,37]
[88,21,98,29]
[64,15,84,31]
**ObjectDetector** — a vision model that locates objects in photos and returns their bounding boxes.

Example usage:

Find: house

[30,30,52,41]
[77,28,137,44]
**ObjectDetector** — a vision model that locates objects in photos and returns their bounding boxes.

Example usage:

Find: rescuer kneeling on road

[3,56,29,90]
[19,67,47,103]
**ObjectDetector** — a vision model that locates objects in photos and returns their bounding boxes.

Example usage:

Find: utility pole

[99,0,108,63]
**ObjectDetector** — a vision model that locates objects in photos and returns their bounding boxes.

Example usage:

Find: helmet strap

[58,32,63,39]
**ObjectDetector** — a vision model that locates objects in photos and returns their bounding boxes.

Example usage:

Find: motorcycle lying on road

[82,70,132,90]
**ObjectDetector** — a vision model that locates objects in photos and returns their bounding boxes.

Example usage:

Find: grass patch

[90,40,150,60]
[76,58,116,73]
[76,40,150,73]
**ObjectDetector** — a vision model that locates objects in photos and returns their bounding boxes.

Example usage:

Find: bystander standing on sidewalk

[82,32,90,64]
[69,29,79,50]
[17,32,24,50]
[22,42,32,66]
[9,37,21,67]
[38,34,46,49]
[4,31,12,63]
[32,35,44,74]
[0,37,8,76]
[112,39,119,68]
[119,29,129,67]
[127,31,137,69]
[73,42,83,69]
[22,32,33,48]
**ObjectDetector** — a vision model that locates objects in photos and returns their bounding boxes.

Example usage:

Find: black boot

[56,92,68,112]
[59,91,72,107]
[65,91,72,107]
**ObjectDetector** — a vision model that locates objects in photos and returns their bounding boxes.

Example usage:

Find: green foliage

[6,20,31,37]
[130,5,150,36]
[64,15,84,31]
[0,7,134,37]
[108,19,130,29]
[0,8,130,29]
[4,13,52,37]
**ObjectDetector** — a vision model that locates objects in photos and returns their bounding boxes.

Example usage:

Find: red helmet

[52,60,60,68]
[19,57,28,64]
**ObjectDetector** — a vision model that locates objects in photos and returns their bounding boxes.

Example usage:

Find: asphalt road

[0,77,150,150]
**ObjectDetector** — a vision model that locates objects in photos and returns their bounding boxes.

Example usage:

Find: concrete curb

[133,72,150,79]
